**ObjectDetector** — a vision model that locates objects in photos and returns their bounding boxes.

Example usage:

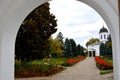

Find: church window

[104,34,106,39]
[101,35,102,39]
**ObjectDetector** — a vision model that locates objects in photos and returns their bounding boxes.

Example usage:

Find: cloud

[49,0,108,48]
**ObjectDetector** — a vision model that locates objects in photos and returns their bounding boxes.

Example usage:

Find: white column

[0,0,48,80]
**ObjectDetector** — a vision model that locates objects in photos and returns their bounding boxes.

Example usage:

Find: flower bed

[15,58,67,78]
[15,57,86,78]
[64,56,86,66]
[95,56,113,70]
[15,63,64,78]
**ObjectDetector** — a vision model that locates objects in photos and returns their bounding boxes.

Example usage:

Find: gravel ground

[15,57,113,80]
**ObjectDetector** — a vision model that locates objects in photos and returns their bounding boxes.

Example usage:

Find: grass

[100,70,113,75]
[43,58,67,66]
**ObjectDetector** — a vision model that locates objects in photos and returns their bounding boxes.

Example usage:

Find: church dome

[99,26,108,33]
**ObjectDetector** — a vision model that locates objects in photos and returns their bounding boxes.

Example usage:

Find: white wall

[0,0,119,80]
[88,45,100,56]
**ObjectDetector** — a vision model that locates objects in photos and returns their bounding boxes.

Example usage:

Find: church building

[87,26,109,57]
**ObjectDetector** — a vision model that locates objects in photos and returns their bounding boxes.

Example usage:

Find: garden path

[15,57,113,80]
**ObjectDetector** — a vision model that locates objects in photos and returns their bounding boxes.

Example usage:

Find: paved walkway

[15,57,113,80]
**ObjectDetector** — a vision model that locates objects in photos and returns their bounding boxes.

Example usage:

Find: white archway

[0,0,119,80]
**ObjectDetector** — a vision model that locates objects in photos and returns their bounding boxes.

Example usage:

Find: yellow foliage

[49,38,63,54]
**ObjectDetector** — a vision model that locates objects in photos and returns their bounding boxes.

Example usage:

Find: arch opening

[15,0,114,79]
[0,0,119,80]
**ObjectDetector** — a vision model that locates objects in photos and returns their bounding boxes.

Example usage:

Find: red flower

[95,56,113,69]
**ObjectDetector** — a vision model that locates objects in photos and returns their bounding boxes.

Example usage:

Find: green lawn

[42,58,67,66]
[100,70,113,75]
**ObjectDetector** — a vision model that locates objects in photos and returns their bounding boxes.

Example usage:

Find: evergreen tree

[100,43,107,56]
[76,44,84,56]
[80,46,84,56]
[15,2,57,62]
[105,35,112,57]
[100,35,112,57]
[56,32,64,55]
[69,39,77,57]
[76,44,81,56]
[56,32,64,45]
[64,38,71,57]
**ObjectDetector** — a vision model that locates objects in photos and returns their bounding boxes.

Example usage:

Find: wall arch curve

[0,0,119,80]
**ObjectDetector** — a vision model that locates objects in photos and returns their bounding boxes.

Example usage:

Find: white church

[87,26,109,57]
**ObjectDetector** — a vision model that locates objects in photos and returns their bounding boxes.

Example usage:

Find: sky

[49,0,108,48]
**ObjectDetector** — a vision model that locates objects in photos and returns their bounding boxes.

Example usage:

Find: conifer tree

[15,2,57,62]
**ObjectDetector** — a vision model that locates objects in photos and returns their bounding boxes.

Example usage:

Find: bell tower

[99,26,109,43]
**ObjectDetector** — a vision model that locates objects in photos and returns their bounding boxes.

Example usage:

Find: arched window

[101,35,102,39]
[104,34,106,39]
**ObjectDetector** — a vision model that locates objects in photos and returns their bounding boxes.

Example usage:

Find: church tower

[99,26,109,43]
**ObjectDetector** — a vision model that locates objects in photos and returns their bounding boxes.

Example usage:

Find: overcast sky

[49,0,108,48]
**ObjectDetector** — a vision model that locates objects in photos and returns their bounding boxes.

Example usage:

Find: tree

[106,35,112,48]
[100,43,106,56]
[15,2,57,62]
[76,44,85,56]
[56,32,64,45]
[56,32,64,55]
[76,44,81,56]
[105,35,112,57]
[100,35,112,57]
[69,39,77,57]
[49,38,63,57]
[80,45,85,56]
[64,38,71,57]
[86,38,99,47]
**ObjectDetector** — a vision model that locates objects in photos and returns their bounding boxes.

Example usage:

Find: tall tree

[105,35,112,57]
[69,39,77,57]
[15,2,57,62]
[56,32,64,55]
[76,44,81,56]
[49,38,63,57]
[64,38,71,57]
[56,32,64,45]
[76,44,84,56]
[100,43,107,56]
[100,35,112,57]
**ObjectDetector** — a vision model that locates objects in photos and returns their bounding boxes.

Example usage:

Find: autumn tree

[49,38,63,57]
[15,2,57,62]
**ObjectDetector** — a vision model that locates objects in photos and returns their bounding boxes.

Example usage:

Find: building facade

[88,27,109,57]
